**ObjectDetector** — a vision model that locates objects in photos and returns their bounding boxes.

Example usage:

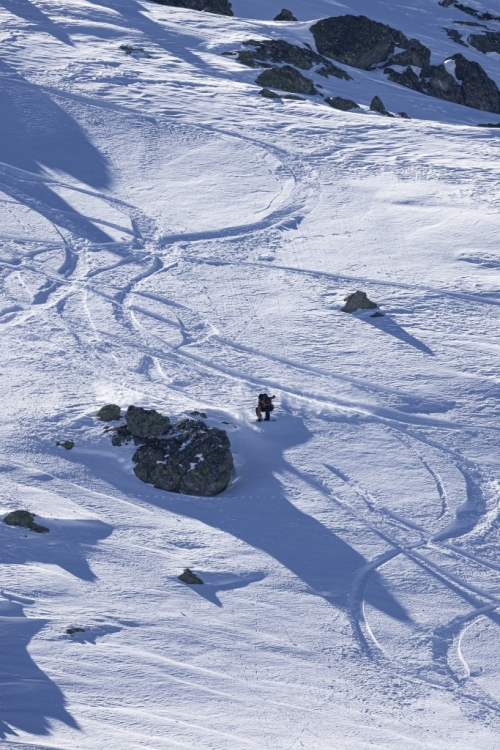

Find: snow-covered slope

[2,0,500,747]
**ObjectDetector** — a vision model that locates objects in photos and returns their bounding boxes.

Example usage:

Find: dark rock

[282,94,305,100]
[111,425,133,447]
[132,418,233,496]
[325,96,360,111]
[274,8,297,21]
[439,2,500,22]
[96,404,121,422]
[66,627,85,635]
[178,568,204,584]
[445,29,467,46]
[451,53,500,113]
[260,88,281,98]
[310,15,408,70]
[3,510,49,534]
[125,405,170,438]
[151,0,233,16]
[469,32,500,53]
[370,311,385,318]
[386,66,424,93]
[256,65,317,95]
[341,291,377,313]
[398,111,411,119]
[390,38,431,67]
[370,95,391,114]
[190,410,208,418]
[238,39,351,79]
[56,440,74,450]
[425,65,464,104]
[478,122,500,127]
[120,44,144,54]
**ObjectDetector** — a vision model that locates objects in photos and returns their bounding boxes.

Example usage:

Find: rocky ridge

[151,0,233,15]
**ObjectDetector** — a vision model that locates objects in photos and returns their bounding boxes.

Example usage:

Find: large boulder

[151,0,233,15]
[325,96,360,111]
[238,40,350,80]
[274,9,297,21]
[96,404,121,422]
[469,32,500,54]
[310,15,408,70]
[132,418,233,496]
[125,405,170,438]
[256,65,318,95]
[426,65,464,104]
[451,53,500,113]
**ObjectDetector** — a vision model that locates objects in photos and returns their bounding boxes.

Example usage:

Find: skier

[256,393,275,422]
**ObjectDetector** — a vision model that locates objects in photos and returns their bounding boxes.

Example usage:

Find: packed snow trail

[2,0,500,747]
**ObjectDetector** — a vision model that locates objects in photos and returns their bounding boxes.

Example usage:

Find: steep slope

[1,0,500,748]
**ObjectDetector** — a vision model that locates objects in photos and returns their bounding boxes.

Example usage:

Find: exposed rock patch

[341,291,377,313]
[66,627,85,635]
[452,53,500,112]
[260,88,281,98]
[237,39,351,79]
[4,510,49,533]
[274,9,297,21]
[256,66,318,95]
[390,38,431,68]
[310,15,408,70]
[151,0,233,15]
[325,96,360,111]
[97,404,121,422]
[179,568,204,584]
[385,66,424,93]
[445,28,467,46]
[56,440,74,450]
[439,1,500,22]
[125,405,170,439]
[369,96,394,116]
[469,31,500,53]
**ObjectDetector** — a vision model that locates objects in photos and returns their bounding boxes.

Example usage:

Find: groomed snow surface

[3,0,500,747]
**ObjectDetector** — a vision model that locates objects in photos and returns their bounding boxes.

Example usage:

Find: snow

[2,0,500,746]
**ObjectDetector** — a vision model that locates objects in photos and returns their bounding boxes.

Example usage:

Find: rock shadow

[184,571,266,607]
[0,595,78,738]
[0,59,112,242]
[1,0,73,45]
[361,313,434,355]
[90,411,410,622]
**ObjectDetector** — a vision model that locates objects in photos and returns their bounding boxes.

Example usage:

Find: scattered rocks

[97,404,121,422]
[178,568,204,584]
[310,15,408,70]
[341,291,377,313]
[238,39,351,79]
[3,510,49,534]
[445,28,467,46]
[66,627,85,636]
[439,1,500,22]
[125,405,170,439]
[56,440,74,450]
[151,0,233,15]
[325,96,360,111]
[111,424,133,447]
[274,8,297,21]
[256,65,318,95]
[132,418,233,496]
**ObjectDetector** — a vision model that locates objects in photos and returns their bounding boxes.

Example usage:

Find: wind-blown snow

[2,0,500,747]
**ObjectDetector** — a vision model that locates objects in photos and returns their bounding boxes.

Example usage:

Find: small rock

[3,510,49,534]
[325,96,360,111]
[370,311,384,318]
[260,88,281,98]
[66,627,85,636]
[341,291,377,313]
[56,440,74,450]
[398,111,411,119]
[190,411,208,418]
[178,568,204,584]
[282,94,305,100]
[370,95,389,114]
[119,44,144,54]
[256,65,318,95]
[274,8,297,21]
[125,405,170,438]
[111,425,133,446]
[96,404,121,422]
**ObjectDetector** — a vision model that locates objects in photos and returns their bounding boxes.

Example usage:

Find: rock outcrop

[151,0,233,15]
[132,418,233,496]
[4,510,49,533]
[274,9,297,21]
[97,404,121,422]
[385,66,424,93]
[341,291,377,313]
[125,405,171,439]
[469,32,500,53]
[256,66,318,95]
[452,53,500,112]
[237,39,350,79]
[310,15,408,70]
[389,38,431,68]
[369,96,393,116]
[325,96,360,111]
